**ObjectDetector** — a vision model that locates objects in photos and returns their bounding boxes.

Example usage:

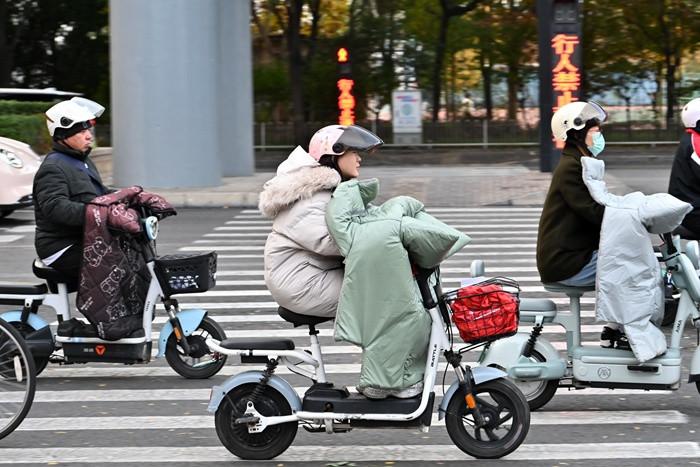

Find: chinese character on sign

[337,78,356,125]
[551,34,581,148]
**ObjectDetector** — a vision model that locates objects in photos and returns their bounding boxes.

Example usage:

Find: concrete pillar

[218,0,255,176]
[110,0,223,187]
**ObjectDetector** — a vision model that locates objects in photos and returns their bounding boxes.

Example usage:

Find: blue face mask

[588,132,605,157]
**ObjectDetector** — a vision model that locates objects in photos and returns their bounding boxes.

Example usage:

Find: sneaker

[357,385,389,400]
[389,381,423,399]
[600,326,630,350]
[615,335,631,351]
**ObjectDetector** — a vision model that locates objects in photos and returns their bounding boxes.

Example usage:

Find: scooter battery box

[63,341,152,364]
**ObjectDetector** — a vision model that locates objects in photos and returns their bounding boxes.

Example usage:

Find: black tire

[696,381,699,395]
[445,378,530,459]
[215,383,297,460]
[0,210,12,219]
[10,322,50,375]
[165,316,227,379]
[499,349,559,411]
[0,319,36,439]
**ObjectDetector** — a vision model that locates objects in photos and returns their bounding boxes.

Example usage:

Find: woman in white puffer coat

[259,125,383,317]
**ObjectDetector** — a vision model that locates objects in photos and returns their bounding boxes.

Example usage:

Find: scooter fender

[437,366,507,420]
[207,370,302,414]
[0,310,50,332]
[480,332,564,379]
[156,309,207,358]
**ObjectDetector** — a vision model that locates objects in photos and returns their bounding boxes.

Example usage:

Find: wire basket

[441,277,520,344]
[154,252,217,296]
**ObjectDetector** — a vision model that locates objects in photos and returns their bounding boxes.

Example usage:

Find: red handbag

[445,279,520,344]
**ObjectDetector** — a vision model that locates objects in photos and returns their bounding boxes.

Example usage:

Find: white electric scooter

[206,266,530,460]
[0,215,227,379]
[479,233,700,410]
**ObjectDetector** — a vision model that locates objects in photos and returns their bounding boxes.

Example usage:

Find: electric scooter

[478,233,700,410]
[205,266,530,461]
[0,215,227,379]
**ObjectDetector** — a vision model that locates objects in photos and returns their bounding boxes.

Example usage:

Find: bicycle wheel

[0,318,36,439]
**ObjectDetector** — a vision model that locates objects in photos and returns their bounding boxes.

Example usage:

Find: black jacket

[668,131,700,232]
[33,142,106,259]
[537,145,605,283]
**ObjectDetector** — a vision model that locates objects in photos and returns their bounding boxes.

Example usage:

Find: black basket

[154,252,217,296]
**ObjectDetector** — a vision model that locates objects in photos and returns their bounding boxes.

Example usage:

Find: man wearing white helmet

[537,101,629,349]
[32,97,107,287]
[668,97,700,238]
[259,124,383,318]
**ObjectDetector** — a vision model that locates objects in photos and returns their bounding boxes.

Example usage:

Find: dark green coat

[536,146,605,283]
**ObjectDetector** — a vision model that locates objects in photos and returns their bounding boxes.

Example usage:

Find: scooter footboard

[208,370,302,414]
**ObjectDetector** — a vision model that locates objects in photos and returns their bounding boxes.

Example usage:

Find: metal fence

[95,120,686,149]
[254,120,685,149]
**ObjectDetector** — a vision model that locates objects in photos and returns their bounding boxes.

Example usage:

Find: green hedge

[0,100,52,115]
[0,114,52,154]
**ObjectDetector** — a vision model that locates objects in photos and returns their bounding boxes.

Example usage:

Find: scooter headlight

[0,149,23,169]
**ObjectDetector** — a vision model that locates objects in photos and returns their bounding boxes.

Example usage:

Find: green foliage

[0,100,53,115]
[0,114,52,153]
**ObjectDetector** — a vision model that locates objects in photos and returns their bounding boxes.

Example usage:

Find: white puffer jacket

[259,146,343,317]
[581,156,692,362]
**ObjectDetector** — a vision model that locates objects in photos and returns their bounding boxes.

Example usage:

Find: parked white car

[0,136,41,218]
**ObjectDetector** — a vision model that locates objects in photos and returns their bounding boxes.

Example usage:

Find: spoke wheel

[0,319,36,439]
[445,378,530,459]
[500,350,559,411]
[165,316,226,379]
[215,383,297,460]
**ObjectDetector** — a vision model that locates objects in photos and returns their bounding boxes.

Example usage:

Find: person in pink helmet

[259,125,383,317]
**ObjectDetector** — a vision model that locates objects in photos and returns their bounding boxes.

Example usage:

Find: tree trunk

[506,65,518,121]
[431,11,450,122]
[0,1,13,86]
[286,0,306,145]
[480,51,493,121]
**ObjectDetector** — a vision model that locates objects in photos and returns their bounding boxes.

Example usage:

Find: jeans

[558,251,597,287]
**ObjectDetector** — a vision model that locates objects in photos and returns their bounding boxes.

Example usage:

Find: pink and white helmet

[308,125,383,161]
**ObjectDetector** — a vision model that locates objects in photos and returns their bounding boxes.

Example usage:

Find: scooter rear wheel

[445,378,530,459]
[165,316,227,379]
[215,383,297,460]
[502,350,559,411]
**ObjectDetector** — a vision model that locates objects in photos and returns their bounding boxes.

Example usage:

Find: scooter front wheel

[215,383,297,460]
[445,378,530,459]
[165,316,227,379]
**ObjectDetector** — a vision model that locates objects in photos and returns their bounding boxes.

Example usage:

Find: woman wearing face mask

[259,125,383,318]
[536,101,628,347]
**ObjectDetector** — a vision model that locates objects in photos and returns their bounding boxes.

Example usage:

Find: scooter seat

[32,259,65,283]
[277,307,333,327]
[0,283,47,296]
[519,298,557,320]
[219,338,295,351]
[543,282,595,295]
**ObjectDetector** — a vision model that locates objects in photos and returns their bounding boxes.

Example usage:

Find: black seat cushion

[277,307,333,327]
[32,260,77,293]
[32,260,66,282]
[219,338,295,351]
[0,283,47,296]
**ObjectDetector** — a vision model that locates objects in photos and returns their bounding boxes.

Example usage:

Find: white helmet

[551,101,607,142]
[681,98,700,129]
[308,125,383,161]
[46,97,105,139]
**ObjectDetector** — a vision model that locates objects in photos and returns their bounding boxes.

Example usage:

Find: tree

[430,0,483,121]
